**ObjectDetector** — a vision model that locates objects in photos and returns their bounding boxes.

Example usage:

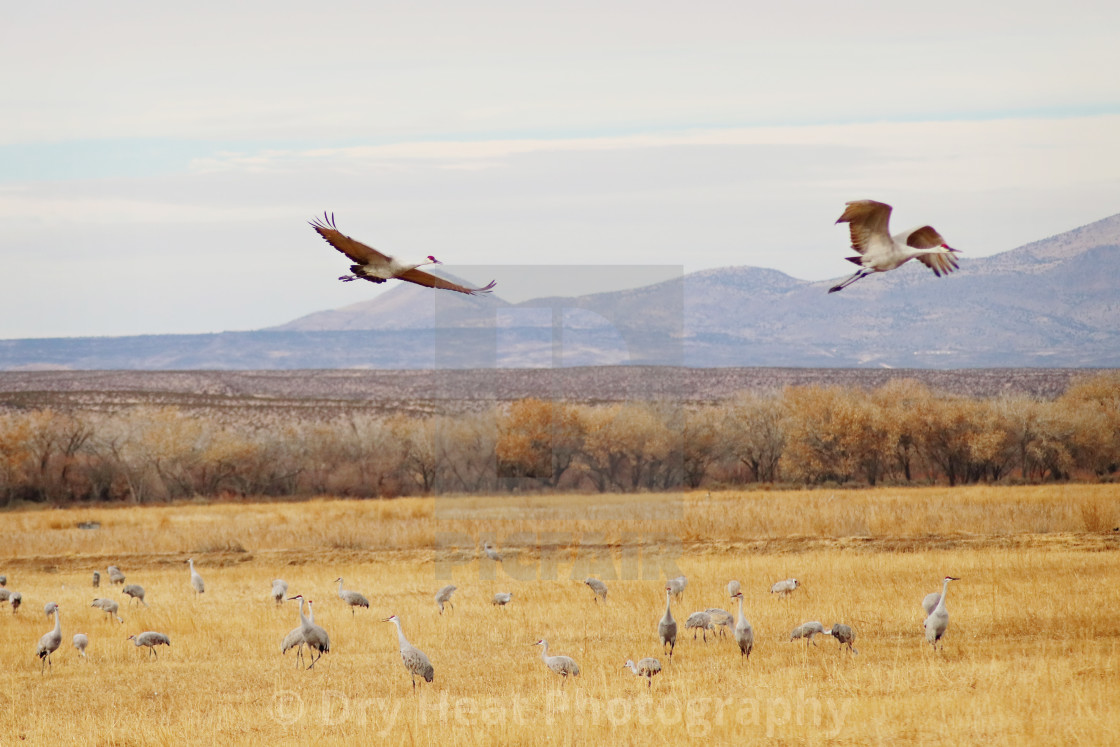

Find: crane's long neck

[539,641,550,662]
[297,598,310,628]
[392,619,409,649]
[736,595,745,626]
[664,591,673,621]
[53,609,61,635]
[936,579,951,613]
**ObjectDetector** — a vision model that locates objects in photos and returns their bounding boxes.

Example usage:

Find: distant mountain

[3,214,1119,369]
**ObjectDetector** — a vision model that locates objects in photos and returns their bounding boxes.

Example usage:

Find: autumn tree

[721,392,785,483]
[495,398,584,487]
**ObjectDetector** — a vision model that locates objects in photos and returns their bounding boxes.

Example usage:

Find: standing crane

[280,597,316,668]
[685,611,714,642]
[534,639,580,683]
[0,574,5,586]
[37,603,62,673]
[770,578,800,597]
[107,566,126,585]
[287,595,330,669]
[0,589,10,606]
[829,199,961,293]
[335,577,370,614]
[733,592,754,660]
[9,591,21,613]
[384,615,435,691]
[790,621,826,645]
[127,631,171,659]
[483,541,503,562]
[584,577,608,603]
[72,633,89,658]
[829,623,858,654]
[92,571,100,588]
[435,584,457,614]
[667,575,688,601]
[658,586,678,661]
[924,576,960,650]
[492,592,513,606]
[310,212,497,295]
[187,558,205,595]
[122,584,147,607]
[91,598,123,624]
[622,657,662,689]
[271,580,289,605]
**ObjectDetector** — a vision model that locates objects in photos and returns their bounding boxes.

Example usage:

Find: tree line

[1,373,1117,504]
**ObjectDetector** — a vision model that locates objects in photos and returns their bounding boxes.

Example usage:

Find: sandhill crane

[287,595,329,669]
[705,608,734,637]
[726,580,741,599]
[922,591,942,618]
[384,615,435,691]
[733,592,754,660]
[770,578,800,597]
[335,577,370,614]
[483,541,503,562]
[310,213,497,295]
[187,559,204,594]
[92,571,100,588]
[122,584,147,607]
[924,576,960,650]
[10,591,21,613]
[535,639,580,683]
[584,577,608,603]
[92,598,123,624]
[685,611,714,642]
[107,566,125,585]
[667,575,687,600]
[658,587,678,661]
[0,589,10,605]
[492,592,513,606]
[829,623,858,654]
[37,604,62,673]
[271,580,288,605]
[830,199,961,293]
[623,657,662,689]
[44,601,58,617]
[72,633,88,657]
[280,597,316,668]
[790,621,826,645]
[128,631,171,659]
[435,584,457,614]
[0,574,5,586]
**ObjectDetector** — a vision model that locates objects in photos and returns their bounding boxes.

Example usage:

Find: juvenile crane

[658,586,678,661]
[128,631,171,659]
[122,584,147,607]
[37,603,62,673]
[435,584,457,614]
[107,566,125,585]
[770,578,800,597]
[271,580,288,605]
[492,592,513,606]
[622,657,662,689]
[535,639,580,683]
[310,213,497,295]
[685,611,714,642]
[584,577,608,603]
[384,615,434,691]
[790,621,826,645]
[91,598,123,624]
[187,558,205,594]
[287,595,330,669]
[335,577,370,614]
[829,623,858,654]
[733,592,754,660]
[924,576,960,650]
[72,633,89,657]
[830,199,961,293]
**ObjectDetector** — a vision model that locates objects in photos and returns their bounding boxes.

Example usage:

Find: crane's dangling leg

[828,268,872,293]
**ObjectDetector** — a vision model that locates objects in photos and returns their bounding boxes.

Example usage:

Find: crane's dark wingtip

[471,280,498,295]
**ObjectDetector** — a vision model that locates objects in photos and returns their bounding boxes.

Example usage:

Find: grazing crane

[335,577,370,614]
[830,199,961,293]
[435,584,457,614]
[492,592,513,606]
[384,615,435,691]
[622,657,663,689]
[770,578,800,597]
[72,633,88,657]
[0,589,10,605]
[92,598,124,624]
[9,591,21,613]
[733,592,754,660]
[790,621,826,645]
[107,566,126,585]
[584,577,608,603]
[685,611,714,642]
[658,586,678,661]
[92,571,100,588]
[287,595,329,669]
[187,558,204,595]
[122,584,147,607]
[705,608,734,637]
[829,623,858,654]
[128,631,171,659]
[667,575,687,600]
[924,576,960,650]
[535,639,580,683]
[37,604,62,673]
[726,580,741,599]
[310,213,497,295]
[280,598,316,668]
[483,541,503,562]
[271,580,288,605]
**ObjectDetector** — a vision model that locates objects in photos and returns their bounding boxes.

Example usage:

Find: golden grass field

[1,485,1118,745]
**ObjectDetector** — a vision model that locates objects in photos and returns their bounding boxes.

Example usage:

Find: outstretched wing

[397,268,497,296]
[917,249,960,277]
[905,225,947,250]
[309,212,390,265]
[905,224,961,277]
[836,200,892,255]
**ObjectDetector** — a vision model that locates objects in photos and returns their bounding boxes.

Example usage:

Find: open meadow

[1,485,1119,745]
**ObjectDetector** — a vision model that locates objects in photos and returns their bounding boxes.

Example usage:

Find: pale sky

[2,1,1119,338]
